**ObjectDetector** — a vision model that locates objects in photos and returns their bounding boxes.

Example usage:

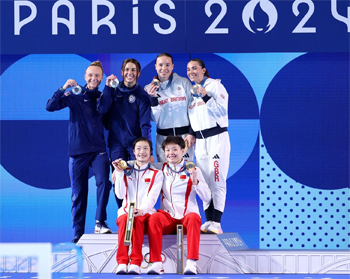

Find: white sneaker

[128,264,141,275]
[115,263,127,274]
[95,221,112,234]
[147,261,164,275]
[184,259,197,275]
[200,221,212,233]
[206,221,223,234]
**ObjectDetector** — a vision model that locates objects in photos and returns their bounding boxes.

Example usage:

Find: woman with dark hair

[112,137,162,275]
[186,58,230,234]
[98,58,152,207]
[147,136,211,275]
[145,53,195,162]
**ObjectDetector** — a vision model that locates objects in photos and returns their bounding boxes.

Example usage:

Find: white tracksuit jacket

[113,161,163,218]
[188,78,228,131]
[156,161,211,220]
[188,78,230,213]
[145,73,194,162]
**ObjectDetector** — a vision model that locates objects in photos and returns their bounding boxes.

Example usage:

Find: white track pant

[195,131,230,212]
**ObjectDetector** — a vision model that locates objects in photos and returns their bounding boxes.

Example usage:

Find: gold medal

[186,161,195,170]
[118,160,127,170]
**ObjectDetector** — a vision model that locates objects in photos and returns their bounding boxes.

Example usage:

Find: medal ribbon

[167,161,191,177]
[156,73,174,92]
[124,162,151,176]
[65,85,96,95]
[117,82,138,93]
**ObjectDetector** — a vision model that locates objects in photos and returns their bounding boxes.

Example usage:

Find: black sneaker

[72,235,82,243]
[95,221,112,234]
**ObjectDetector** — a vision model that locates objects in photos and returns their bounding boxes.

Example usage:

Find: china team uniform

[46,87,111,239]
[188,78,230,222]
[145,73,194,162]
[113,161,163,266]
[148,161,211,262]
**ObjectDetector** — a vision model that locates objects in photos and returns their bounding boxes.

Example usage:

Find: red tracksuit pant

[116,213,150,266]
[148,210,201,262]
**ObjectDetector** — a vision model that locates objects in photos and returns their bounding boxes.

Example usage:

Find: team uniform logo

[214,160,220,182]
[128,94,136,103]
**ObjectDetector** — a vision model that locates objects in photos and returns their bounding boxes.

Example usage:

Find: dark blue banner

[1,0,349,54]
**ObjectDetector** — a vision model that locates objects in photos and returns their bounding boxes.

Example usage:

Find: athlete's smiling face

[155,56,174,82]
[164,143,184,166]
[122,62,140,88]
[187,61,206,84]
[133,141,151,166]
[85,66,103,90]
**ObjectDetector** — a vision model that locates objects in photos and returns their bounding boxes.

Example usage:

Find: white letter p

[14,1,37,35]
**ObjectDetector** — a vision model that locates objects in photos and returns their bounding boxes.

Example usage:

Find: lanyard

[167,161,191,177]
[117,82,137,93]
[65,85,96,95]
[157,73,173,92]
[124,162,151,176]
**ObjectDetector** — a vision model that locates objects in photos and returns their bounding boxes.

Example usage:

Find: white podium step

[75,234,350,274]
[1,234,349,274]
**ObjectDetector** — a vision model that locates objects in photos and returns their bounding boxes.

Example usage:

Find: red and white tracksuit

[114,161,163,266]
[148,161,211,262]
[145,73,194,162]
[188,78,230,213]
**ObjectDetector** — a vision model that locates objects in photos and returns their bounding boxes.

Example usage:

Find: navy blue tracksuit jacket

[46,87,111,238]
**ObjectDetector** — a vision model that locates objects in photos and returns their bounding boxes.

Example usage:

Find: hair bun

[90,61,102,67]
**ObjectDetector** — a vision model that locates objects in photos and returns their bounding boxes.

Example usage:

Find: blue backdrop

[0,0,349,250]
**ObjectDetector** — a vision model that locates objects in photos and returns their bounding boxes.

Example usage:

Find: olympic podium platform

[72,234,350,274]
[1,234,349,275]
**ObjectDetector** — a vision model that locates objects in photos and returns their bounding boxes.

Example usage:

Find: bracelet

[59,87,65,93]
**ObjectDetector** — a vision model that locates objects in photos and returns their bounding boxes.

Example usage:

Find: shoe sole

[205,230,218,234]
[184,271,197,275]
[115,271,127,275]
[128,271,141,275]
[94,230,112,234]
[206,230,223,234]
[147,271,165,275]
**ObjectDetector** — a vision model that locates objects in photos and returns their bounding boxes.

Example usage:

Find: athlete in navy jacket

[98,58,152,207]
[46,61,112,243]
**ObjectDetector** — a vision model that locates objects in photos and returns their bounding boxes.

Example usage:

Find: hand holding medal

[107,74,119,88]
[186,161,198,185]
[62,79,82,95]
[191,84,207,98]
[147,78,161,97]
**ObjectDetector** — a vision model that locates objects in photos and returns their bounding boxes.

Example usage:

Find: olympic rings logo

[141,252,166,269]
